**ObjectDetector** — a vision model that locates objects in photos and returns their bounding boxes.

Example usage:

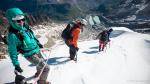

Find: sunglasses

[14,18,25,23]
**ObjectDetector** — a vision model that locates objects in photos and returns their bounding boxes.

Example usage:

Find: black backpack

[2,26,36,53]
[100,31,108,41]
[61,22,75,40]
[3,25,33,44]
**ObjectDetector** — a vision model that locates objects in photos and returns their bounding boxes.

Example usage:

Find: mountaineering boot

[70,56,75,60]
[37,80,51,84]
[99,48,101,52]
[34,70,41,78]
[99,47,101,52]
[46,81,51,84]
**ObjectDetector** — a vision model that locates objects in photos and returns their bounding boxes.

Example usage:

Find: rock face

[0,42,7,59]
[1,0,150,21]
[107,0,150,20]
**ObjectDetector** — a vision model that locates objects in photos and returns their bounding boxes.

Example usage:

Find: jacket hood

[6,8,26,31]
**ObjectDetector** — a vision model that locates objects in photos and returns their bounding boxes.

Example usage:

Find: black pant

[64,40,77,60]
[69,45,77,60]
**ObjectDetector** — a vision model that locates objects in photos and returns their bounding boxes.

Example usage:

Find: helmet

[6,8,26,30]
[75,18,87,26]
[12,15,24,21]
[80,19,87,25]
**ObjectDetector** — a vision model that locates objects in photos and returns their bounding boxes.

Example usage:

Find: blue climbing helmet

[6,8,27,30]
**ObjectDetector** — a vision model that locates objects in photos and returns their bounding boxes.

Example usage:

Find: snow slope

[0,27,150,84]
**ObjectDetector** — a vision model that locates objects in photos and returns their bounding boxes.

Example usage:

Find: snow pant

[69,45,77,60]
[26,52,50,83]
[64,39,77,60]
[99,40,107,51]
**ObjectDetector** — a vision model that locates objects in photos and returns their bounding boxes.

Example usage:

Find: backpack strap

[9,26,24,41]
[9,25,40,53]
[8,26,25,53]
[25,25,42,47]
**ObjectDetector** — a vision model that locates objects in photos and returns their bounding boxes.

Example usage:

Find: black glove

[69,44,75,48]
[76,47,79,51]
[15,65,23,73]
[38,44,43,48]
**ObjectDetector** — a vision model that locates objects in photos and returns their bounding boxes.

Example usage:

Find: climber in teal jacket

[6,8,50,84]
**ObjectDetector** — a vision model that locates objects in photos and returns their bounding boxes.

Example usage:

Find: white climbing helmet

[80,19,87,25]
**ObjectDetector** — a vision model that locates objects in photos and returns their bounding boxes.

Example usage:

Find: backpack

[1,13,34,45]
[1,35,7,44]
[100,31,108,41]
[3,26,35,53]
[3,25,33,44]
[61,22,76,40]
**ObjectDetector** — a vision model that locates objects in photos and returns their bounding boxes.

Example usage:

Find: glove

[69,44,75,48]
[38,44,43,48]
[76,47,79,51]
[15,65,23,73]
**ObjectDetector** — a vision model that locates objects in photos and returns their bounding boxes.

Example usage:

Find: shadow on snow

[82,50,98,54]
[47,57,70,65]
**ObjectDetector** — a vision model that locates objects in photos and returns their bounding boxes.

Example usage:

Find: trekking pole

[104,44,107,52]
[75,51,78,62]
[109,41,111,48]
[104,42,108,52]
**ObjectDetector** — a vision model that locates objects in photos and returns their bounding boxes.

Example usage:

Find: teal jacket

[8,26,40,66]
